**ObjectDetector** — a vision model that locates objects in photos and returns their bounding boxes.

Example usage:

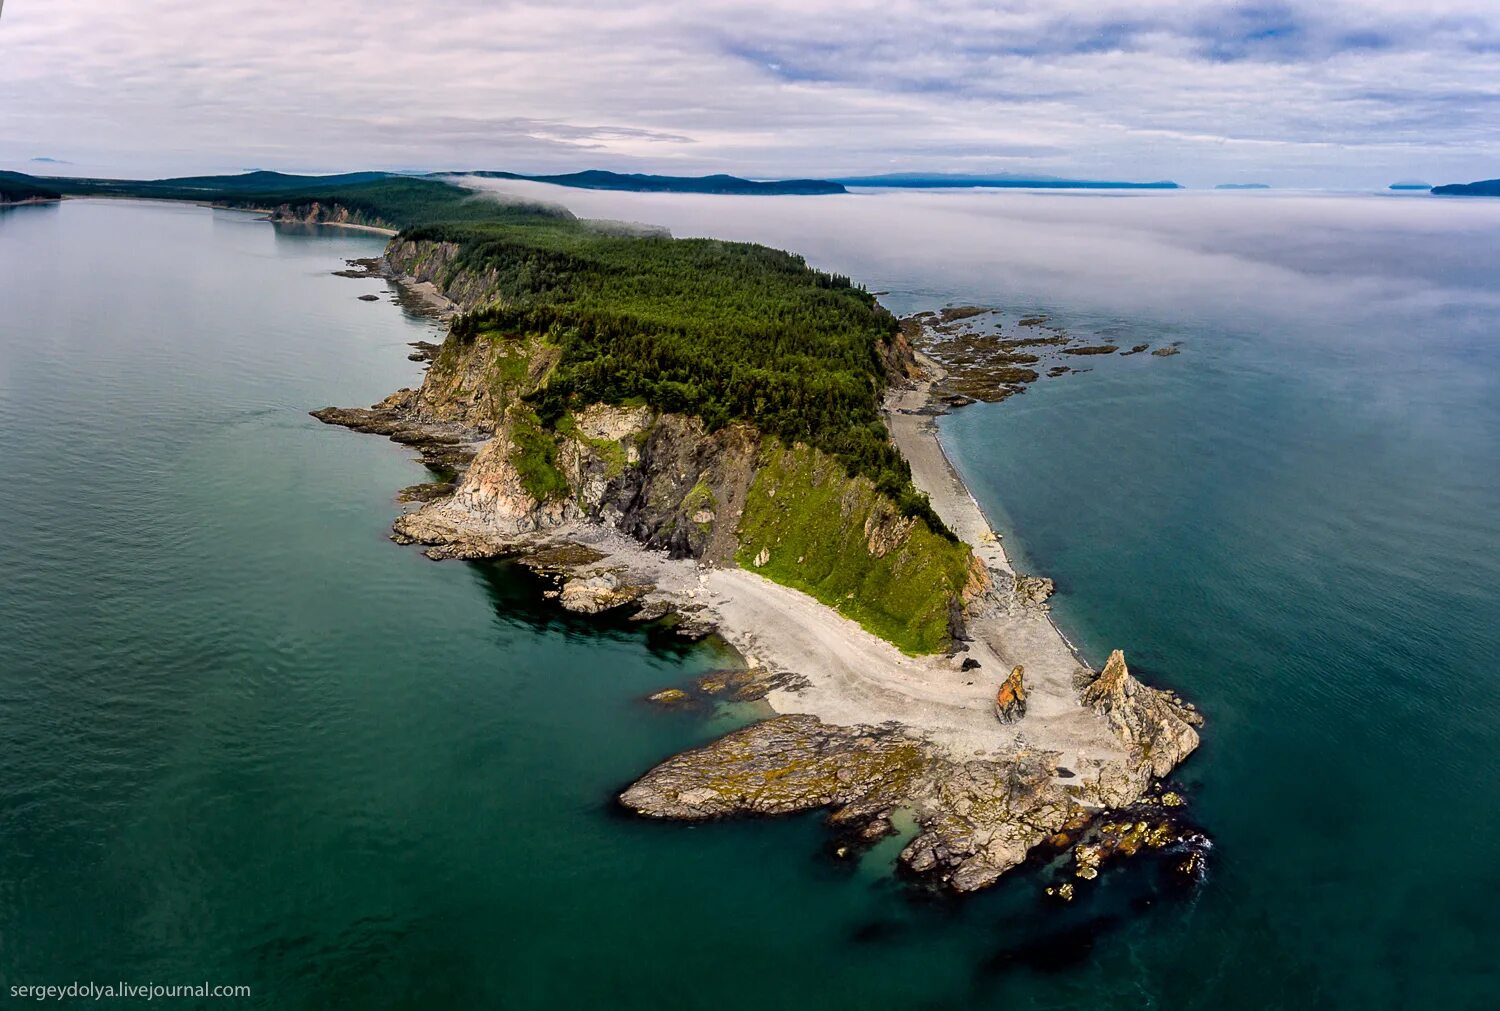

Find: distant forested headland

[0,171,63,203]
[1432,178,1500,196]
[466,170,846,195]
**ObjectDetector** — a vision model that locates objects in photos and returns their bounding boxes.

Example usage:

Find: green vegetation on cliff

[736,443,975,654]
[509,407,571,502]
[424,218,946,533]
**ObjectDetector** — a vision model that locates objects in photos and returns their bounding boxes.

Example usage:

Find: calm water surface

[2,194,1497,1008]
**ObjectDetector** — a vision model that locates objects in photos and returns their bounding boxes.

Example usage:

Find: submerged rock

[647,688,691,706]
[1151,345,1181,357]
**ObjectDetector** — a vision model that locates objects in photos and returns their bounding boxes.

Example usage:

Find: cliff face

[266,200,390,229]
[385,239,507,312]
[361,239,978,652]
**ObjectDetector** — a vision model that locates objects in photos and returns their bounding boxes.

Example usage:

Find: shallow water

[2,193,1498,1008]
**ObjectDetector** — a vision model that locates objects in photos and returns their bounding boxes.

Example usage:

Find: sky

[1,0,1498,187]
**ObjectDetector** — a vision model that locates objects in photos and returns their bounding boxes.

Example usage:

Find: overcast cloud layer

[2,0,1498,186]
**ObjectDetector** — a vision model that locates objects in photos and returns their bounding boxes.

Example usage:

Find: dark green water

[2,195,1497,1008]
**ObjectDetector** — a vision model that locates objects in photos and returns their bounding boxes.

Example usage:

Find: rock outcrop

[1077,650,1202,777]
[994,665,1027,723]
[617,709,1209,893]
[1014,573,1055,606]
[620,714,1085,891]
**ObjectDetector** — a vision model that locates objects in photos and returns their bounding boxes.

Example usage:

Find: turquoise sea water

[2,194,1498,1008]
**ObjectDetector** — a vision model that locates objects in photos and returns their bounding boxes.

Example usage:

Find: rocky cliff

[319,239,980,653]
[266,200,392,230]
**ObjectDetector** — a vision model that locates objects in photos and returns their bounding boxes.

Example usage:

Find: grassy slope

[735,443,973,654]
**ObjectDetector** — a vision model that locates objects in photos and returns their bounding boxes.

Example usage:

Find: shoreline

[324,249,1205,891]
[898,350,1095,671]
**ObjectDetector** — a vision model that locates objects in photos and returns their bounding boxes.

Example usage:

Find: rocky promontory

[316,234,1205,897]
[622,648,1199,892]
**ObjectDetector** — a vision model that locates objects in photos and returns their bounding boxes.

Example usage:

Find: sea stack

[995,665,1027,723]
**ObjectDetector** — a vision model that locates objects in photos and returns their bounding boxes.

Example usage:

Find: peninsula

[15,171,1204,892]
[297,177,1203,893]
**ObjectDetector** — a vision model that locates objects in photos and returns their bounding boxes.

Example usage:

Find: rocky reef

[904,305,1181,406]
[621,649,1200,893]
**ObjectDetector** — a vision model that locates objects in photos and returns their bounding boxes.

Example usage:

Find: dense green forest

[419,217,947,534]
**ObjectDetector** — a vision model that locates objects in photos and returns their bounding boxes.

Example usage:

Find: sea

[2,190,1497,1008]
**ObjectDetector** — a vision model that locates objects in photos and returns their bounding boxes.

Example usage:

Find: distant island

[467,170,846,195]
[1389,180,1432,191]
[1431,178,1500,196]
[1214,183,1270,190]
[833,172,1181,190]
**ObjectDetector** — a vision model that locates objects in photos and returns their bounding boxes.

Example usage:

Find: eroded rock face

[1077,650,1202,778]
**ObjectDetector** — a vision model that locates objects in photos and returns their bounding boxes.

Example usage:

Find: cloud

[1,1,1497,185]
